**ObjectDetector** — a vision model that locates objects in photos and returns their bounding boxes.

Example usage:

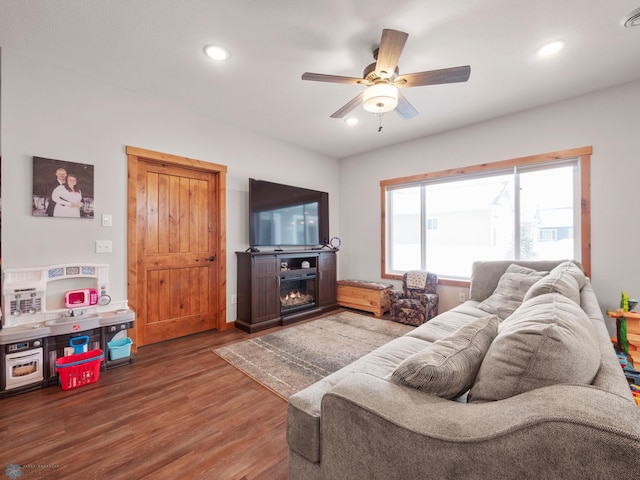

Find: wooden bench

[336,280,394,318]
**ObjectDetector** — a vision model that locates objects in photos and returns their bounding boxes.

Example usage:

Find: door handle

[205,255,216,262]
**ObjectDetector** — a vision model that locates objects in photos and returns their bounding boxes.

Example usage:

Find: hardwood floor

[0,325,290,480]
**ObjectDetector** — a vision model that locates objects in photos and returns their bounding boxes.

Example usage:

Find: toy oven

[2,339,45,391]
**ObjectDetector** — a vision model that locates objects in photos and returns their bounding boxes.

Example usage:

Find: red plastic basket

[55,349,104,391]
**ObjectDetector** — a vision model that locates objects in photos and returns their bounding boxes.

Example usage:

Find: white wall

[4,45,638,330]
[0,48,340,322]
[339,80,640,328]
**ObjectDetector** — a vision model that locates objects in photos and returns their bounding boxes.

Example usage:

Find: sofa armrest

[319,373,640,480]
[413,291,437,305]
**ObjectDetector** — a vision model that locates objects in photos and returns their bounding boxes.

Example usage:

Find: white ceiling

[1,0,639,159]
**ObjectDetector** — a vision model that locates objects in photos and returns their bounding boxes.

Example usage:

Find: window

[381,147,591,282]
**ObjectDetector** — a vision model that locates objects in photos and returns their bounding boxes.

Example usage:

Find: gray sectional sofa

[288,260,640,479]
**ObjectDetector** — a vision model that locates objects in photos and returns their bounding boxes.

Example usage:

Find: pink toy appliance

[64,288,99,309]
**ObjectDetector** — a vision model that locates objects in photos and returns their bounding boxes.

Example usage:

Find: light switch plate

[102,214,113,227]
[96,240,112,253]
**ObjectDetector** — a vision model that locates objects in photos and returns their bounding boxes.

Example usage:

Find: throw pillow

[523,263,582,305]
[468,293,600,403]
[550,261,587,289]
[389,315,499,400]
[477,264,548,320]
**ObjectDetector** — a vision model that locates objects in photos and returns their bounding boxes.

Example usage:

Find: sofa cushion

[550,260,587,289]
[389,315,499,399]
[468,293,600,403]
[523,261,584,305]
[469,260,568,302]
[288,335,431,463]
[405,302,488,343]
[477,264,548,319]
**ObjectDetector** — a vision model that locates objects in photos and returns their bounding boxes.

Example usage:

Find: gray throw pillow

[468,293,600,403]
[389,315,499,400]
[550,260,587,289]
[523,262,582,305]
[477,264,548,319]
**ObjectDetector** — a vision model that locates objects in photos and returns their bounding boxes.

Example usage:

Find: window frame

[539,229,558,242]
[380,146,592,286]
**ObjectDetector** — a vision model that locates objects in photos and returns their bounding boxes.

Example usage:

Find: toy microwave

[64,288,99,309]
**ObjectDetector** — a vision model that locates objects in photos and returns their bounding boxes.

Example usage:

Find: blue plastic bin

[107,337,133,360]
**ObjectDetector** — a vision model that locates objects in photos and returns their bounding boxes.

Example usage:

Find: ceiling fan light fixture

[622,7,640,27]
[362,83,398,113]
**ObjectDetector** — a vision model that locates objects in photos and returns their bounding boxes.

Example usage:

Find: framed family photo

[32,156,95,218]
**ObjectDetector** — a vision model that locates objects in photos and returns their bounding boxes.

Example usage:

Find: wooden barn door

[127,147,227,347]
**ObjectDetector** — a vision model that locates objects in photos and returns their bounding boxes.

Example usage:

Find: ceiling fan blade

[395,92,418,120]
[330,92,364,118]
[395,65,471,87]
[375,29,409,79]
[302,72,364,85]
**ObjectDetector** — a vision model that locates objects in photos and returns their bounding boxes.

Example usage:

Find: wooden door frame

[126,146,229,351]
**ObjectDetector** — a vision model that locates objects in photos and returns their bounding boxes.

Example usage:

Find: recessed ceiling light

[345,118,359,126]
[537,41,565,57]
[204,45,230,61]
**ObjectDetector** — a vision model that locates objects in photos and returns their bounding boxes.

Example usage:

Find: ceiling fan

[302,29,470,120]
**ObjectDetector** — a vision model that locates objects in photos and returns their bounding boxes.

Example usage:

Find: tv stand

[235,250,338,333]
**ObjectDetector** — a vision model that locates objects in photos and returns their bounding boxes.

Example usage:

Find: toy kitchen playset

[0,263,135,397]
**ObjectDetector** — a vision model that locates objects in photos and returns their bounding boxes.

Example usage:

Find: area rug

[213,311,413,400]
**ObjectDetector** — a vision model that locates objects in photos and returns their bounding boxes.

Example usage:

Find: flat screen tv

[249,178,329,248]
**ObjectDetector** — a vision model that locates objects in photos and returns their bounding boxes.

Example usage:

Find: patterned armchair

[389,270,438,326]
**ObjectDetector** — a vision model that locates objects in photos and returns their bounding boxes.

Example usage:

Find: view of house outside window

[386,161,578,279]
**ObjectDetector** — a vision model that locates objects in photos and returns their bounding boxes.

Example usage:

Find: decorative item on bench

[389,270,438,326]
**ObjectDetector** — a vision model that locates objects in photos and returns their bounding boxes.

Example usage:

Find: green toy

[621,291,629,354]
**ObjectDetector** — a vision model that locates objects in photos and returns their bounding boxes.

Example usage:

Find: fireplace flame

[284,290,302,300]
[280,289,313,308]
